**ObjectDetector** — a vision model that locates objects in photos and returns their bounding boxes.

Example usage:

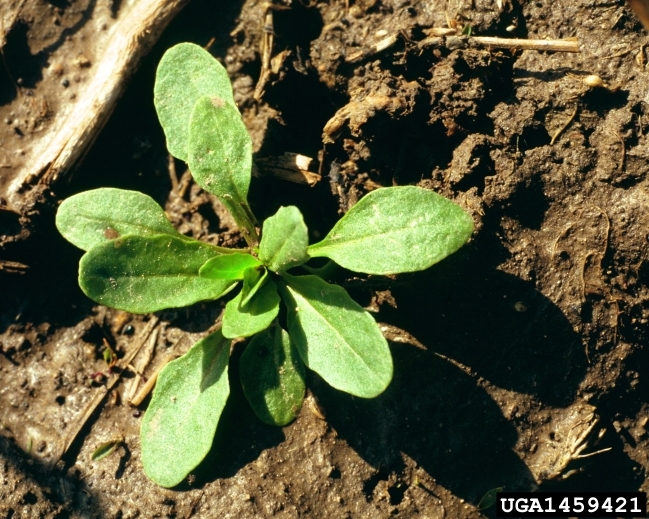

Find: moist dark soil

[2,0,649,517]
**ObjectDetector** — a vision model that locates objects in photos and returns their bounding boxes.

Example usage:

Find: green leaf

[188,94,257,236]
[280,274,393,398]
[141,330,230,487]
[56,188,183,251]
[477,487,503,510]
[259,206,309,273]
[79,234,235,313]
[222,277,280,339]
[91,437,123,462]
[200,253,262,280]
[240,267,267,307]
[154,43,235,161]
[239,325,305,426]
[308,186,473,275]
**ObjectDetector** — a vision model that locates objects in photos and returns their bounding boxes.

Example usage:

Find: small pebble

[132,409,142,418]
[61,79,70,87]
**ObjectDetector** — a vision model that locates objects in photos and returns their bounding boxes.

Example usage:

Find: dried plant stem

[130,351,179,406]
[49,317,159,467]
[124,327,159,404]
[468,36,580,53]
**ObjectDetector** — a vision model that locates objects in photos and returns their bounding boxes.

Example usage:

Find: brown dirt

[1,0,649,517]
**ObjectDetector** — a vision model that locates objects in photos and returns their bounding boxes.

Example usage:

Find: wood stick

[7,0,190,205]
[468,36,580,53]
[418,34,580,54]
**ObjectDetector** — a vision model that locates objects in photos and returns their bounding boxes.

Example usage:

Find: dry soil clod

[322,94,406,143]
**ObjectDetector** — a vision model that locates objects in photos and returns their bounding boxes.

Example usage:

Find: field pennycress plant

[55,43,474,487]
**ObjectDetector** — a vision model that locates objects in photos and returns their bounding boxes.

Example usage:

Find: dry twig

[255,153,321,186]
[468,36,579,53]
[130,351,178,407]
[124,327,159,404]
[348,30,580,63]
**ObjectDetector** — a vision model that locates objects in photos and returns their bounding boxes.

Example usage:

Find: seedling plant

[56,43,474,487]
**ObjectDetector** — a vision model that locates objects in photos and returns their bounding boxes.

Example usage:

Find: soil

[1,0,649,517]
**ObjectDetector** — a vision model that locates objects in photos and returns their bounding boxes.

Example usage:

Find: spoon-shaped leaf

[79,234,235,313]
[154,42,235,161]
[141,330,230,487]
[222,277,280,339]
[200,253,262,280]
[280,274,393,398]
[188,95,257,238]
[239,325,305,426]
[308,186,474,275]
[56,188,183,251]
[259,206,309,273]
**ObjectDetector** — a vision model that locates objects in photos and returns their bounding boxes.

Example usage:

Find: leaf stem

[226,201,259,248]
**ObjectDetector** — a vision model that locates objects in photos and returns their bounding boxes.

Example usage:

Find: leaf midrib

[265,223,304,269]
[309,217,459,251]
[290,287,383,386]
[90,273,228,282]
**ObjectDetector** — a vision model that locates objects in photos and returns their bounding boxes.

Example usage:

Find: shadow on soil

[307,241,631,504]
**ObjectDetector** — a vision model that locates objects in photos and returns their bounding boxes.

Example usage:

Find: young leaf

[239,325,305,426]
[477,487,504,510]
[141,330,230,488]
[188,95,257,237]
[240,267,267,307]
[280,274,393,398]
[308,186,474,275]
[79,234,235,313]
[259,206,309,273]
[56,188,183,251]
[154,42,235,161]
[91,437,123,462]
[200,253,262,280]
[222,277,280,339]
